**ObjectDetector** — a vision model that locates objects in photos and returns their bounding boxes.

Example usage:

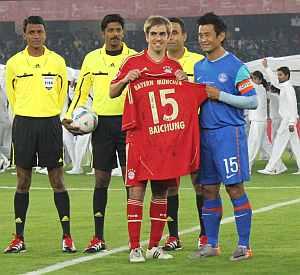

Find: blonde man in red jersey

[110,16,188,263]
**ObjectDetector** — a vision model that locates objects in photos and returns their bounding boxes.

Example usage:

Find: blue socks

[231,194,252,247]
[202,197,223,247]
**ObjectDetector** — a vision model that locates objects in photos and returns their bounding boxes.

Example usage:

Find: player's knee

[16,170,32,192]
[95,170,111,188]
[50,180,65,192]
[48,167,65,192]
[193,183,203,195]
[95,177,110,188]
[225,182,245,199]
[202,185,219,200]
[151,184,168,199]
[16,181,31,193]
[127,186,145,201]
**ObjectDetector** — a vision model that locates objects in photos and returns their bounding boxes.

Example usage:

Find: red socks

[127,199,143,249]
[149,199,167,249]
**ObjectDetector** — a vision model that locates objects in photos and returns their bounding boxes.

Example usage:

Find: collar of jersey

[23,46,50,58]
[208,51,229,63]
[99,43,128,55]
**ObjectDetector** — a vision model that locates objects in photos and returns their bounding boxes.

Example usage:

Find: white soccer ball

[71,107,98,134]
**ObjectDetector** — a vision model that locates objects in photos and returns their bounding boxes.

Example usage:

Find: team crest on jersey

[163,66,173,73]
[43,75,54,90]
[127,169,136,180]
[218,73,228,83]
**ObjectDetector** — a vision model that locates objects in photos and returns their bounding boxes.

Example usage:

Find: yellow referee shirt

[66,43,136,118]
[5,46,67,117]
[177,47,204,82]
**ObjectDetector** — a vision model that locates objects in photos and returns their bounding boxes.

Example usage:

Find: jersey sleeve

[235,65,256,96]
[111,57,131,85]
[5,60,16,114]
[122,86,137,131]
[65,55,93,119]
[58,58,68,112]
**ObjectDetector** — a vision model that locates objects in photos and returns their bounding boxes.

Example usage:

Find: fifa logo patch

[127,169,136,180]
[43,75,54,90]
[218,73,228,83]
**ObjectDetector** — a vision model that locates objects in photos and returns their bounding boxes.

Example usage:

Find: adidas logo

[94,212,103,218]
[15,217,23,224]
[61,216,70,222]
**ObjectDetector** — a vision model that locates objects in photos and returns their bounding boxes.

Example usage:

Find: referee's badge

[43,75,54,90]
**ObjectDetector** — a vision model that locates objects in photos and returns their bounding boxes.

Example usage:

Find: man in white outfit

[63,68,92,175]
[248,71,286,174]
[258,59,300,175]
[0,64,11,171]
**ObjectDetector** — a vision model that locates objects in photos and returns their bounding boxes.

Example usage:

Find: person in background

[258,59,300,175]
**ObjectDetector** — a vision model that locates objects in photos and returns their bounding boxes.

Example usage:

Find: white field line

[22,198,300,275]
[1,186,300,191]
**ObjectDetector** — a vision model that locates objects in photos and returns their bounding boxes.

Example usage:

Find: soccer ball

[71,107,98,134]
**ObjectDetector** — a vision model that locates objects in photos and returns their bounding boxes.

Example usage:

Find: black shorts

[12,115,63,169]
[92,115,126,171]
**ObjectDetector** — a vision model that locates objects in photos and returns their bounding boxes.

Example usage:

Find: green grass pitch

[0,159,299,274]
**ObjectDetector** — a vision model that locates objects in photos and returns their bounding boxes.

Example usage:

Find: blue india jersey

[194,52,255,129]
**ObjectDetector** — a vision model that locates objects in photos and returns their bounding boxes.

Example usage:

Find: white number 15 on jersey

[148,88,179,125]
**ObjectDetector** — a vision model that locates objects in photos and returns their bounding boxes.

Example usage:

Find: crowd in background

[0,22,299,69]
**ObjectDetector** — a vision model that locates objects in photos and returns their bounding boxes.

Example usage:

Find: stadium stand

[0,14,299,68]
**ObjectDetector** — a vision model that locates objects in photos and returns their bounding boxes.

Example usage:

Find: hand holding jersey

[205,85,220,100]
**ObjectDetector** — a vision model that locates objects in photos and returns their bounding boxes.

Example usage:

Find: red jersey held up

[123,73,207,185]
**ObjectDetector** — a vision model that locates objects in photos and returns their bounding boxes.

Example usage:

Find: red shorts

[125,142,180,187]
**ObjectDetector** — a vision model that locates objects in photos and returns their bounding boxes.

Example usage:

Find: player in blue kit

[194,12,257,261]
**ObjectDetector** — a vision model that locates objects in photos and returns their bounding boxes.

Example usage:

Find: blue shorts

[197,125,250,185]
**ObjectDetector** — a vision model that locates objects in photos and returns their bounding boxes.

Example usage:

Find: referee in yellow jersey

[63,14,136,253]
[162,17,206,252]
[4,16,76,253]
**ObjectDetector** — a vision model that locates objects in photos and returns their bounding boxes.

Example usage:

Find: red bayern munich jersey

[123,73,207,185]
[111,50,182,85]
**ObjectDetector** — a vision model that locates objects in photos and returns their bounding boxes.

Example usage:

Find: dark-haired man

[258,59,300,175]
[163,17,207,251]
[194,12,257,261]
[63,14,136,253]
[5,16,76,253]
